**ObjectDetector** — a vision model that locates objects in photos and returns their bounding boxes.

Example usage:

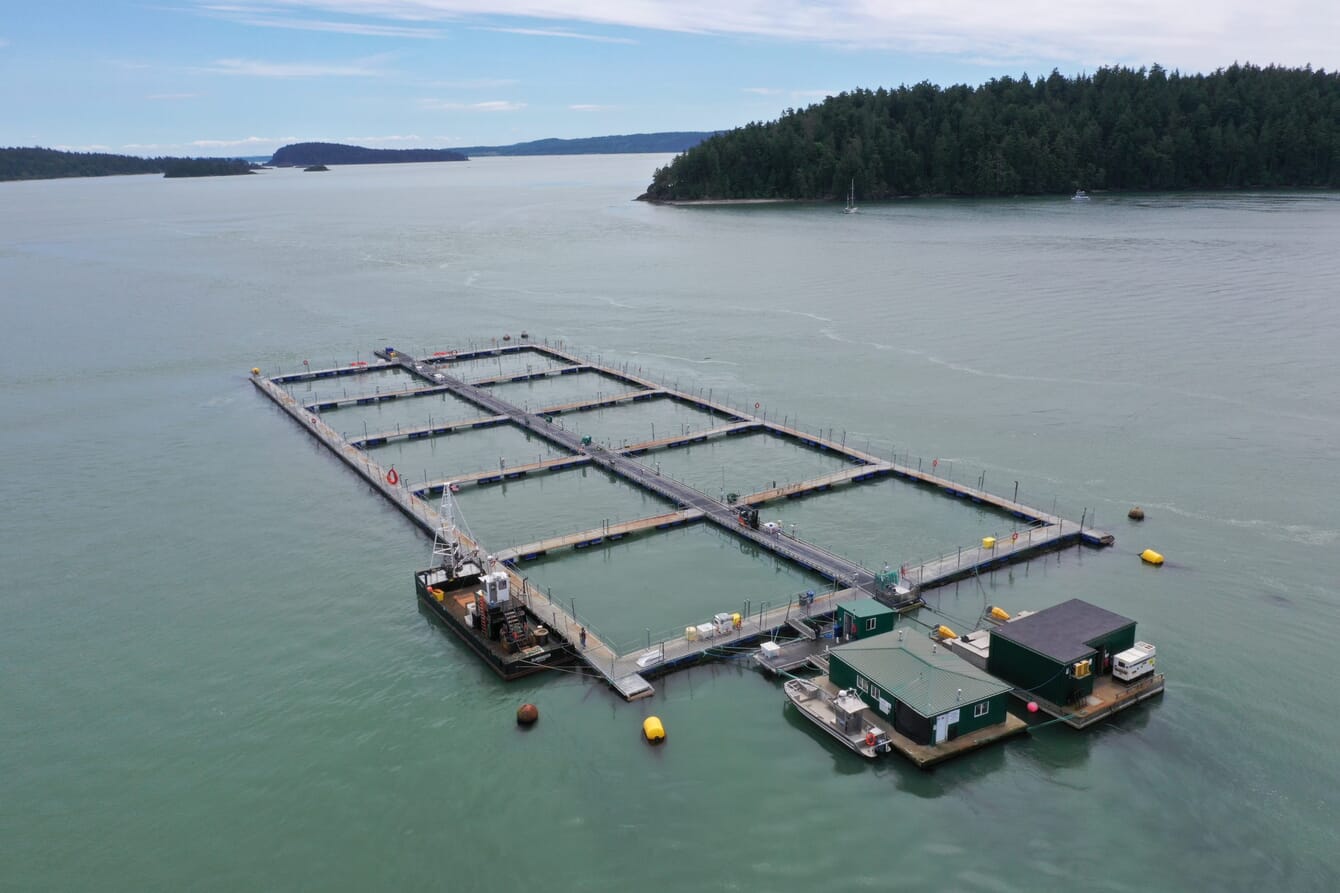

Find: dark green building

[987,599,1137,707]
[834,599,897,642]
[829,628,1014,746]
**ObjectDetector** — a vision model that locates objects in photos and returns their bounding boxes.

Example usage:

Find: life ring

[754,402,760,410]
[864,730,876,748]
[1012,531,1019,543]
[386,468,399,486]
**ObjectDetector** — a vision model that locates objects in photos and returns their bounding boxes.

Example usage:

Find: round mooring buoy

[251,367,261,376]
[1128,506,1146,521]
[516,704,539,725]
[1027,702,1039,714]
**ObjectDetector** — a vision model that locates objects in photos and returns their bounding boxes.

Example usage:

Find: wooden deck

[349,413,509,446]
[737,462,892,504]
[1015,673,1166,729]
[495,509,705,561]
[616,420,760,454]
[413,455,593,494]
[467,364,591,387]
[530,387,664,416]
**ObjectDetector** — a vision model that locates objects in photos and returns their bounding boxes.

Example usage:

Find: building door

[933,713,951,744]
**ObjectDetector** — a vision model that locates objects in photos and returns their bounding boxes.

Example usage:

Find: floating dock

[252,339,1114,701]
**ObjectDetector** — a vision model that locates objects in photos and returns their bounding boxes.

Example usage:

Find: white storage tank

[1113,641,1156,682]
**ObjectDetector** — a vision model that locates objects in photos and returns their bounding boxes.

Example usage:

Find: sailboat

[843,179,858,214]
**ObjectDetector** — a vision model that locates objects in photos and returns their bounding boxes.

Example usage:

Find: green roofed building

[829,628,1014,746]
[834,599,896,642]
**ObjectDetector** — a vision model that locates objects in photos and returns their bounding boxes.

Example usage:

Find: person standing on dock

[580,627,587,649]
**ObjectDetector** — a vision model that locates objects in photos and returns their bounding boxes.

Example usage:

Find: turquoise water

[4,158,1339,890]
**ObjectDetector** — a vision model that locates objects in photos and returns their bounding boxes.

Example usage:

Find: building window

[974,701,989,718]
[866,618,878,631]
[857,677,868,693]
[871,686,880,700]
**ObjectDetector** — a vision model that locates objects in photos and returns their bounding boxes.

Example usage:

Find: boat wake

[1140,501,1338,546]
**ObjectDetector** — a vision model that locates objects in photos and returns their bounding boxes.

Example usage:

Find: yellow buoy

[642,716,666,744]
[982,536,996,549]
[990,606,1011,621]
[936,624,957,640]
[250,367,261,376]
[1140,549,1165,566]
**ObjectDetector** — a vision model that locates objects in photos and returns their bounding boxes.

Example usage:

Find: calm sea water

[4,157,1339,891]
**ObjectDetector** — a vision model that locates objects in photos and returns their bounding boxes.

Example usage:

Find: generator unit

[1113,642,1157,682]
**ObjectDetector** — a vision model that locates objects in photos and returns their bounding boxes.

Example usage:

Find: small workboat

[784,678,890,757]
[1071,189,1091,201]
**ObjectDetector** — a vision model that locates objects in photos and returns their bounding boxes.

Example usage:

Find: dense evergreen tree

[162,158,256,178]
[0,147,165,181]
[641,65,1340,200]
[1,147,257,181]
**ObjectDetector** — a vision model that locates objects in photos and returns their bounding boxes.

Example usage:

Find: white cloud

[223,1,1340,71]
[338,134,428,145]
[200,7,445,38]
[425,78,520,88]
[121,135,299,154]
[474,26,636,44]
[569,103,615,111]
[53,144,114,152]
[201,57,387,77]
[422,99,527,111]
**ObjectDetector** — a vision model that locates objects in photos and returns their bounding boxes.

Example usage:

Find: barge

[415,494,570,680]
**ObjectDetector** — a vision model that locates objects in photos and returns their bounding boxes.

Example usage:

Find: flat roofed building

[986,598,1136,707]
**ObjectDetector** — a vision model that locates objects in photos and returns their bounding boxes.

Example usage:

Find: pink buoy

[1027,701,1039,713]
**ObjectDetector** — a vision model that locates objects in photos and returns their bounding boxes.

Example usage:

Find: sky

[2,0,1337,157]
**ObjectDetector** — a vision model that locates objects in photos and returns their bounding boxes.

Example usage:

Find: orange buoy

[516,704,539,725]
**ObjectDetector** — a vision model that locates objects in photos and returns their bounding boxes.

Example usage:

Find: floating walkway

[255,338,1114,701]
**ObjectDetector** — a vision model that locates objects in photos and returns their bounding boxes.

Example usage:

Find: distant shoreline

[638,197,806,206]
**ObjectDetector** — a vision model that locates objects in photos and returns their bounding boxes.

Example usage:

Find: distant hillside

[269,142,468,166]
[641,64,1340,201]
[0,146,257,181]
[163,158,256,178]
[451,131,717,156]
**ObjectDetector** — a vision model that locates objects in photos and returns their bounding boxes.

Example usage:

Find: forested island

[641,64,1340,201]
[451,131,715,156]
[162,158,256,178]
[269,143,468,166]
[269,132,714,165]
[0,147,255,181]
